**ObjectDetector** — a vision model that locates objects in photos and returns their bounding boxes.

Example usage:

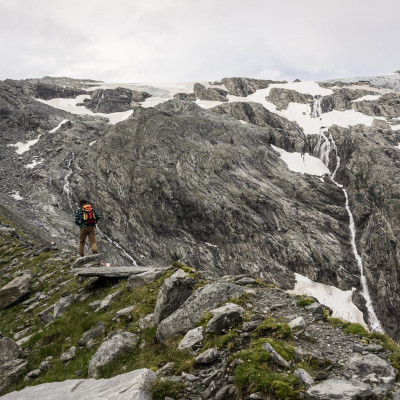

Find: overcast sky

[1,0,399,83]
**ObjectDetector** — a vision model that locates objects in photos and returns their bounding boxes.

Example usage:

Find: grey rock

[194,83,228,102]
[214,384,237,400]
[294,368,314,388]
[0,274,32,310]
[0,368,156,400]
[138,313,155,330]
[88,332,140,377]
[72,254,102,268]
[305,302,324,315]
[262,342,290,368]
[205,303,245,334]
[98,290,122,311]
[24,368,41,381]
[202,381,217,399]
[60,346,77,362]
[267,88,313,110]
[0,337,26,394]
[242,320,262,332]
[75,266,164,278]
[127,269,164,290]
[346,353,397,382]
[305,379,372,400]
[221,77,285,97]
[156,282,243,342]
[289,316,306,330]
[78,323,106,347]
[195,347,219,364]
[154,269,194,324]
[235,277,257,285]
[82,87,151,113]
[39,361,50,371]
[177,326,204,350]
[116,305,136,318]
[174,93,197,101]
[13,327,33,341]
[89,300,101,310]
[156,362,175,377]
[53,295,76,318]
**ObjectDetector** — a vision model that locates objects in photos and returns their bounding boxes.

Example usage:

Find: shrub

[151,378,184,400]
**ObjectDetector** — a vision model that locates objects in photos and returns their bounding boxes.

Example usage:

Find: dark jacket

[74,205,101,229]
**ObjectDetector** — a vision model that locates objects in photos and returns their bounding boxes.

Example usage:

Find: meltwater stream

[314,129,383,332]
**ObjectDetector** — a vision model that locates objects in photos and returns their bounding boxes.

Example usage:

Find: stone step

[73,266,166,278]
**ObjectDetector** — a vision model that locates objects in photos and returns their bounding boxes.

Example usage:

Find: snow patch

[271,145,330,176]
[352,94,381,103]
[195,99,224,109]
[89,140,97,146]
[8,136,41,154]
[10,191,23,201]
[36,96,133,124]
[287,273,367,327]
[25,158,43,169]
[49,119,69,133]
[239,120,248,124]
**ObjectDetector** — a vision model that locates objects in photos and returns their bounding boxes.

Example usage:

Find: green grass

[254,318,292,340]
[343,323,369,337]
[296,297,314,307]
[151,378,184,400]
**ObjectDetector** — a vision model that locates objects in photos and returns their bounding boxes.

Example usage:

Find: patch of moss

[254,318,292,339]
[327,317,349,328]
[204,329,239,350]
[296,297,314,307]
[343,323,369,337]
[151,378,184,400]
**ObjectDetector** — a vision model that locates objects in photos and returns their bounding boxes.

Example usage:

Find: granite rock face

[193,83,228,102]
[156,282,243,342]
[221,77,285,97]
[267,88,313,110]
[0,274,32,310]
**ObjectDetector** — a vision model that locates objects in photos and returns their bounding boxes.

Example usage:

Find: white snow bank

[10,191,23,201]
[8,135,41,154]
[25,158,43,169]
[352,94,381,103]
[271,145,330,176]
[36,96,133,124]
[287,273,367,327]
[195,99,224,109]
[89,140,97,146]
[49,119,69,133]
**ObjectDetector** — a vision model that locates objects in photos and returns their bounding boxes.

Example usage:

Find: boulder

[193,83,228,102]
[0,337,27,394]
[195,347,219,364]
[205,303,245,334]
[0,369,156,400]
[78,323,106,347]
[153,269,194,324]
[72,254,102,268]
[0,274,32,310]
[289,316,306,330]
[177,326,204,351]
[138,313,155,330]
[294,368,314,388]
[88,332,139,378]
[346,353,397,383]
[97,290,122,311]
[116,306,136,318]
[127,269,164,290]
[53,295,76,318]
[235,277,257,285]
[60,346,77,362]
[156,282,243,342]
[305,379,372,400]
[305,302,324,315]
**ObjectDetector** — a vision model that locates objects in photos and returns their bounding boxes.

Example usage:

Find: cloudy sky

[0,0,399,83]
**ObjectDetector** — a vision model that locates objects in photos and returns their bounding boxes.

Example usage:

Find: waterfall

[317,129,383,332]
[63,153,75,209]
[311,96,323,119]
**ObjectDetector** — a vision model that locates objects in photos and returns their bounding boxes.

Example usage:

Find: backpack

[82,204,96,225]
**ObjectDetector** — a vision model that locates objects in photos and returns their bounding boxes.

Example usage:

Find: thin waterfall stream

[312,120,383,331]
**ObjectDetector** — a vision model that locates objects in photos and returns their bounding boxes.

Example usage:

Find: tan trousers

[78,226,98,257]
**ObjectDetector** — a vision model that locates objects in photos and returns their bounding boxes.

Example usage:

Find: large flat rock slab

[73,266,166,278]
[0,368,156,400]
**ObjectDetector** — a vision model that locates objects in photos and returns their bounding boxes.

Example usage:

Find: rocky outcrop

[221,77,286,97]
[0,369,156,400]
[153,269,194,324]
[205,303,245,333]
[127,269,164,290]
[156,282,243,342]
[305,379,372,400]
[267,88,313,110]
[0,274,32,310]
[352,92,400,118]
[193,83,228,101]
[173,92,196,101]
[81,87,151,113]
[88,331,139,377]
[0,337,27,394]
[78,322,106,347]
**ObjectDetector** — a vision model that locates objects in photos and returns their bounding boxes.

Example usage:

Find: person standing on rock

[74,199,101,257]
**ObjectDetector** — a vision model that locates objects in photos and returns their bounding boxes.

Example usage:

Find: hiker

[74,199,101,257]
